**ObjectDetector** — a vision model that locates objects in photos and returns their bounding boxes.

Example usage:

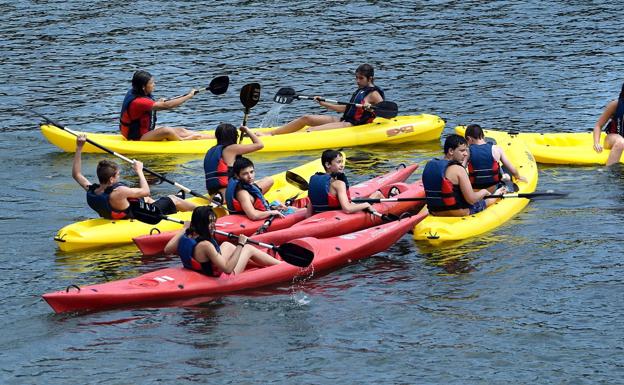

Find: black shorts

[152,196,177,215]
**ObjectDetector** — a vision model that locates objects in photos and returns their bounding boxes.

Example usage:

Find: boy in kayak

[422,134,506,217]
[204,123,264,200]
[164,206,281,276]
[119,70,214,141]
[262,64,384,135]
[593,82,624,166]
[72,135,196,221]
[307,149,382,216]
[464,124,527,192]
[225,157,288,220]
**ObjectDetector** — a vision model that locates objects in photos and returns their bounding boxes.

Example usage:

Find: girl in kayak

[307,149,383,216]
[593,82,624,165]
[204,123,264,199]
[119,70,214,141]
[263,64,384,135]
[225,157,288,220]
[422,134,506,217]
[164,206,281,276]
[72,135,196,221]
[464,124,527,192]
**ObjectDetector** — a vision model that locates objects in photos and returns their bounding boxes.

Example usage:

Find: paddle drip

[290,264,315,305]
[260,104,285,128]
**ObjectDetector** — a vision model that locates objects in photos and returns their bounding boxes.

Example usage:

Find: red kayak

[43,213,425,314]
[134,164,419,255]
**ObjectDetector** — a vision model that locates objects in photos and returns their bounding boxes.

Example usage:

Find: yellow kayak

[413,127,538,245]
[54,157,325,252]
[41,114,444,155]
[512,131,621,165]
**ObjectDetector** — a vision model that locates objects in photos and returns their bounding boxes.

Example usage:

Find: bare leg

[604,133,624,166]
[140,127,182,141]
[256,177,274,194]
[306,121,352,132]
[267,115,339,135]
[168,195,197,212]
[234,245,280,273]
[172,127,215,140]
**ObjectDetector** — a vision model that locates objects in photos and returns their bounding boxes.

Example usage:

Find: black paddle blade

[518,191,569,200]
[285,171,309,191]
[208,75,229,95]
[277,242,314,267]
[273,87,297,104]
[240,83,261,109]
[372,101,398,119]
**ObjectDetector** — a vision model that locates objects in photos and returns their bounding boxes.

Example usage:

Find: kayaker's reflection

[164,206,281,276]
[307,149,384,217]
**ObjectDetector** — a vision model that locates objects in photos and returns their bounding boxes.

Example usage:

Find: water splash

[260,104,285,128]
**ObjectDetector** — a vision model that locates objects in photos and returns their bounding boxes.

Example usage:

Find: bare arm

[120,160,151,199]
[453,165,489,205]
[334,179,372,214]
[364,90,384,105]
[316,96,347,113]
[197,236,247,274]
[222,126,264,163]
[594,100,617,152]
[152,89,196,111]
[163,222,190,255]
[237,189,284,220]
[494,145,527,182]
[72,135,91,190]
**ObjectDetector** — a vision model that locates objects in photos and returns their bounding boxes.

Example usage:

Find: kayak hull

[55,157,324,252]
[134,164,420,255]
[43,214,425,314]
[413,127,538,245]
[41,115,444,154]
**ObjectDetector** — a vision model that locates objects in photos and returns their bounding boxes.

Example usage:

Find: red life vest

[119,89,157,140]
[467,142,501,189]
[342,86,385,125]
[225,178,270,215]
[204,145,230,194]
[605,99,624,137]
[86,182,130,219]
[308,172,351,213]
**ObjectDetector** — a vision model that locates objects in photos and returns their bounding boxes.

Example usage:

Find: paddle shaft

[352,192,567,203]
[297,94,373,110]
[165,86,210,102]
[35,112,213,203]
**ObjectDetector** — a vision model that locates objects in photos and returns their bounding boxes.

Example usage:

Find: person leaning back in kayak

[119,70,214,141]
[306,149,383,216]
[422,134,506,217]
[225,157,288,221]
[464,124,527,193]
[72,135,196,220]
[204,123,264,201]
[164,206,281,276]
[261,64,384,136]
[593,82,624,166]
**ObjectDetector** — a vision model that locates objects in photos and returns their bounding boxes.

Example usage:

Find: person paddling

[464,124,526,192]
[72,135,196,220]
[262,64,384,135]
[164,206,281,276]
[119,70,214,141]
[422,134,506,217]
[307,149,383,216]
[204,123,264,200]
[225,157,287,220]
[593,82,624,166]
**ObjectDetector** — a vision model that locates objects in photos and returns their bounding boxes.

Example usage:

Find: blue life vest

[225,178,271,215]
[606,99,624,136]
[308,172,350,213]
[342,86,385,125]
[204,145,231,193]
[86,182,130,219]
[467,142,501,189]
[119,89,157,140]
[422,159,470,211]
[178,234,221,276]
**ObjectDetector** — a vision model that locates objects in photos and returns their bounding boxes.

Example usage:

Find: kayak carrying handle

[65,284,81,293]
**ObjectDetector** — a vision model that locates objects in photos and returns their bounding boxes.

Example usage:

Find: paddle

[273,87,398,119]
[285,171,310,191]
[165,75,230,101]
[351,191,569,203]
[253,192,302,235]
[32,111,224,209]
[158,215,313,267]
[239,83,261,143]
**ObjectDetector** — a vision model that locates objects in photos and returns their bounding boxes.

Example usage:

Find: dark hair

[96,160,120,184]
[356,64,374,79]
[186,206,216,241]
[619,82,624,100]
[443,134,467,154]
[215,123,238,146]
[321,149,342,170]
[131,70,153,96]
[464,124,484,140]
[232,156,254,176]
